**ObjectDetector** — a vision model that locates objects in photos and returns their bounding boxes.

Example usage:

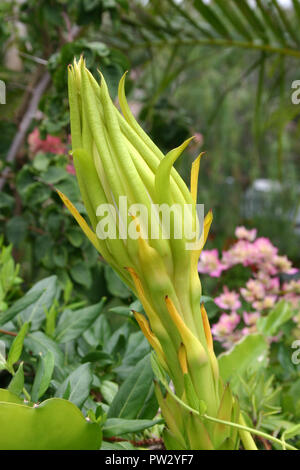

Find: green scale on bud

[60,57,257,450]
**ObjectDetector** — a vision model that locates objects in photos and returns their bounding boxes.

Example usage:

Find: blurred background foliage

[0,0,299,287]
[0,0,300,449]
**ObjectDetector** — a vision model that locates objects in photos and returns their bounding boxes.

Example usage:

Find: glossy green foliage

[0,272,159,450]
[0,390,102,450]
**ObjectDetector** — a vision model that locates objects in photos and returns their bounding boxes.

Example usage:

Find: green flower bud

[60,57,253,450]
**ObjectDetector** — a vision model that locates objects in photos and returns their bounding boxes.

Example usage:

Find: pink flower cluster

[211,312,240,339]
[28,128,67,156]
[28,128,75,175]
[197,249,227,277]
[198,227,300,347]
[211,285,243,346]
[215,286,241,310]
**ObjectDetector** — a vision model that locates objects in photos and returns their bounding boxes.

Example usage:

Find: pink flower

[256,261,278,276]
[221,240,257,267]
[253,237,278,261]
[255,272,280,294]
[284,293,300,308]
[241,327,251,336]
[235,226,257,242]
[253,295,277,311]
[243,311,260,326]
[215,286,241,310]
[194,132,204,146]
[265,276,280,294]
[28,128,66,156]
[198,249,227,277]
[241,279,265,302]
[273,255,298,275]
[211,312,240,337]
[283,280,300,294]
[66,164,76,175]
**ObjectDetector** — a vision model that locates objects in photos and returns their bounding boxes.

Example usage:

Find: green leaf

[218,334,269,387]
[20,276,59,330]
[103,418,161,438]
[67,228,84,247]
[24,331,64,368]
[100,380,118,405]
[108,354,158,420]
[293,0,300,21]
[81,350,114,367]
[42,167,68,184]
[56,176,80,201]
[194,0,230,38]
[32,152,50,172]
[55,363,93,408]
[53,246,68,268]
[55,298,105,343]
[83,314,111,348]
[0,192,14,210]
[6,216,28,246]
[0,397,102,450]
[86,41,110,57]
[0,290,42,326]
[272,0,299,46]
[7,323,29,369]
[200,295,219,319]
[0,343,6,371]
[45,301,59,337]
[283,423,300,441]
[8,363,24,396]
[232,0,267,41]
[104,322,129,357]
[0,389,24,405]
[34,234,54,260]
[31,351,55,402]
[109,305,133,318]
[23,183,51,205]
[104,266,131,299]
[255,0,285,45]
[257,300,293,337]
[101,440,135,450]
[214,0,253,41]
[114,331,150,380]
[70,262,92,288]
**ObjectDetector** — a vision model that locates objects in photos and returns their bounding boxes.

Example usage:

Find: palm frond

[111,0,300,59]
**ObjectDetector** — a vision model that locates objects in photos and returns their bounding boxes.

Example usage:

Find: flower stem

[160,375,297,450]
[203,413,297,451]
